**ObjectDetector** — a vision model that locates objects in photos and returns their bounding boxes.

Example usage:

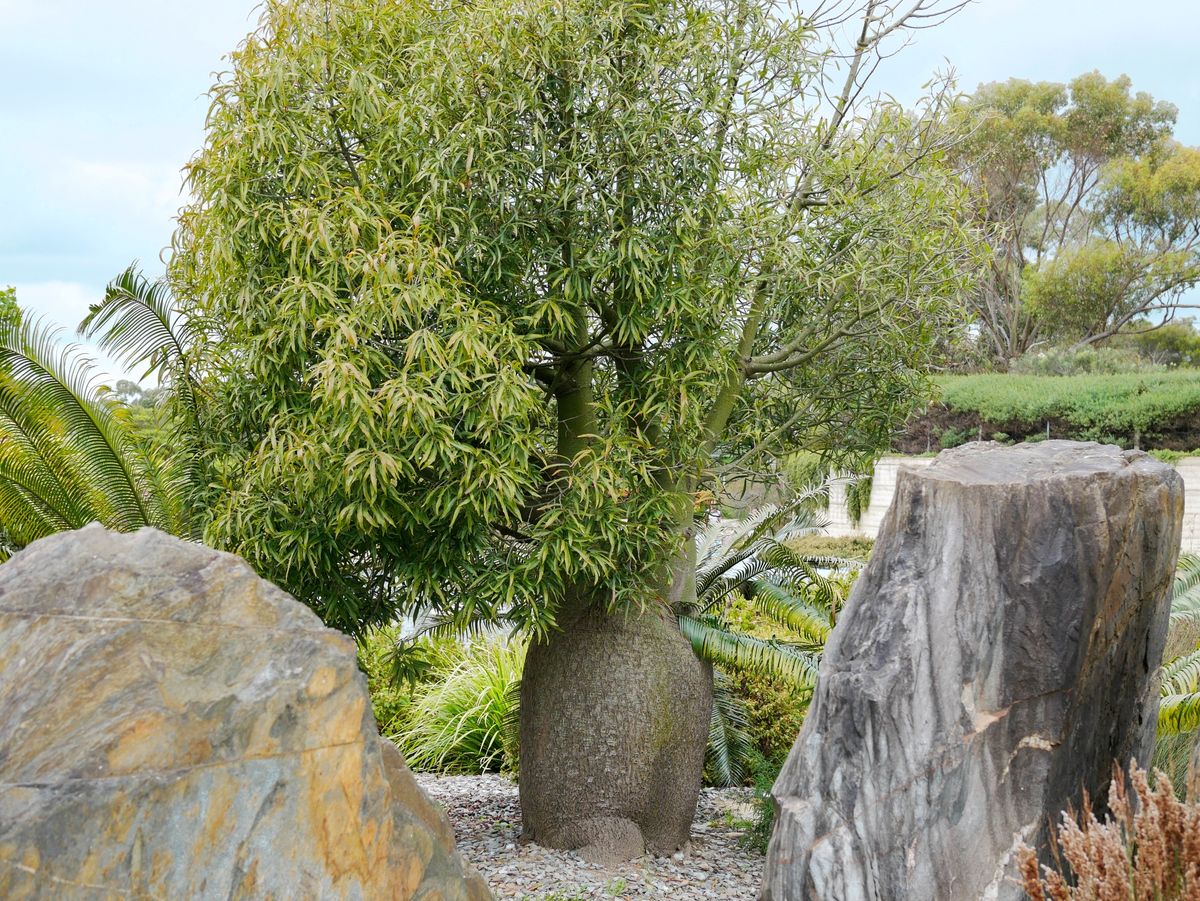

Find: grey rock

[0,524,491,900]
[763,441,1183,901]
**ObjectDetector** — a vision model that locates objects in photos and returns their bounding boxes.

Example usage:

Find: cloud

[59,159,185,224]
[11,281,98,330]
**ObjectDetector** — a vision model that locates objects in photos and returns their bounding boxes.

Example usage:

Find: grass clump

[389,636,523,776]
[1018,763,1200,900]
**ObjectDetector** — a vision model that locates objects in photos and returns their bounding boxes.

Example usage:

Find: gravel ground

[416,774,764,900]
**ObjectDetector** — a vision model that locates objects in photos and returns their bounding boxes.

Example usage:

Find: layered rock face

[763,441,1183,901]
[0,524,490,900]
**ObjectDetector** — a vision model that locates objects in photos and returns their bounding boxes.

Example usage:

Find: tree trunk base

[518,602,712,865]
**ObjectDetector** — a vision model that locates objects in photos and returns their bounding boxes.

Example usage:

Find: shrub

[938,426,972,449]
[785,534,874,562]
[1009,345,1156,376]
[1150,449,1196,466]
[1017,763,1200,899]
[722,665,809,763]
[357,624,415,736]
[741,751,784,854]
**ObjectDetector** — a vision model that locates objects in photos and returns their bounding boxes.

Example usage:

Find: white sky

[1,0,1197,380]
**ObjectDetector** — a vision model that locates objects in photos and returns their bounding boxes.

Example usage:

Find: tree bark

[518,577,712,864]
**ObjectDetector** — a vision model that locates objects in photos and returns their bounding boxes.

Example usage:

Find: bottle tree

[174,0,976,859]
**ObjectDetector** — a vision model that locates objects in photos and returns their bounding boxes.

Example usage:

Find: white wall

[827,453,1200,555]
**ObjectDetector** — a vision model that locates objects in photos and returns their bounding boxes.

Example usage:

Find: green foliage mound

[932,371,1200,447]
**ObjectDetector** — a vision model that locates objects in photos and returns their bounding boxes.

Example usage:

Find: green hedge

[933,372,1200,442]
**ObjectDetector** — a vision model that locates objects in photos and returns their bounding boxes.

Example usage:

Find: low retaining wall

[827,452,1200,555]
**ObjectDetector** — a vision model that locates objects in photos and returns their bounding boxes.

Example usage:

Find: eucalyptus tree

[953,73,1200,362]
[173,0,976,857]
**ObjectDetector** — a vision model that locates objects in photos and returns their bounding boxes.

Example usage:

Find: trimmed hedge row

[899,372,1200,451]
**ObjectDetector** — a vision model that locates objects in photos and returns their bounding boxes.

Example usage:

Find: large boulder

[0,524,490,900]
[763,441,1183,901]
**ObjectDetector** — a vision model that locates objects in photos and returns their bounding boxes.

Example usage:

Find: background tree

[173,0,975,858]
[954,72,1200,364]
[1113,316,1200,368]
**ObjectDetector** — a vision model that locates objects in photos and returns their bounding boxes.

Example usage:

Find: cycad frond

[1159,692,1200,735]
[0,404,91,530]
[755,539,853,612]
[696,559,775,615]
[679,613,821,686]
[695,546,758,601]
[747,580,832,648]
[0,315,185,547]
[79,265,197,417]
[0,475,68,545]
[705,669,756,788]
[1161,648,1200,696]
[723,492,828,554]
[1171,554,1200,617]
[0,317,160,529]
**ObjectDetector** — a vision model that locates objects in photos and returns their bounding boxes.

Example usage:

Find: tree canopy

[173,0,976,636]
[954,72,1200,363]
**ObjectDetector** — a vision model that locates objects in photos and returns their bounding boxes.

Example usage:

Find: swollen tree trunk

[518,577,713,864]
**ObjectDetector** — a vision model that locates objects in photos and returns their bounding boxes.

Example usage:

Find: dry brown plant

[1017,762,1200,900]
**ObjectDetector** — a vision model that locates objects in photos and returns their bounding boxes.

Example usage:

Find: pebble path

[416,774,765,900]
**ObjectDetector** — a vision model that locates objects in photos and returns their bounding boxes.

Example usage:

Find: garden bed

[417,774,763,899]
